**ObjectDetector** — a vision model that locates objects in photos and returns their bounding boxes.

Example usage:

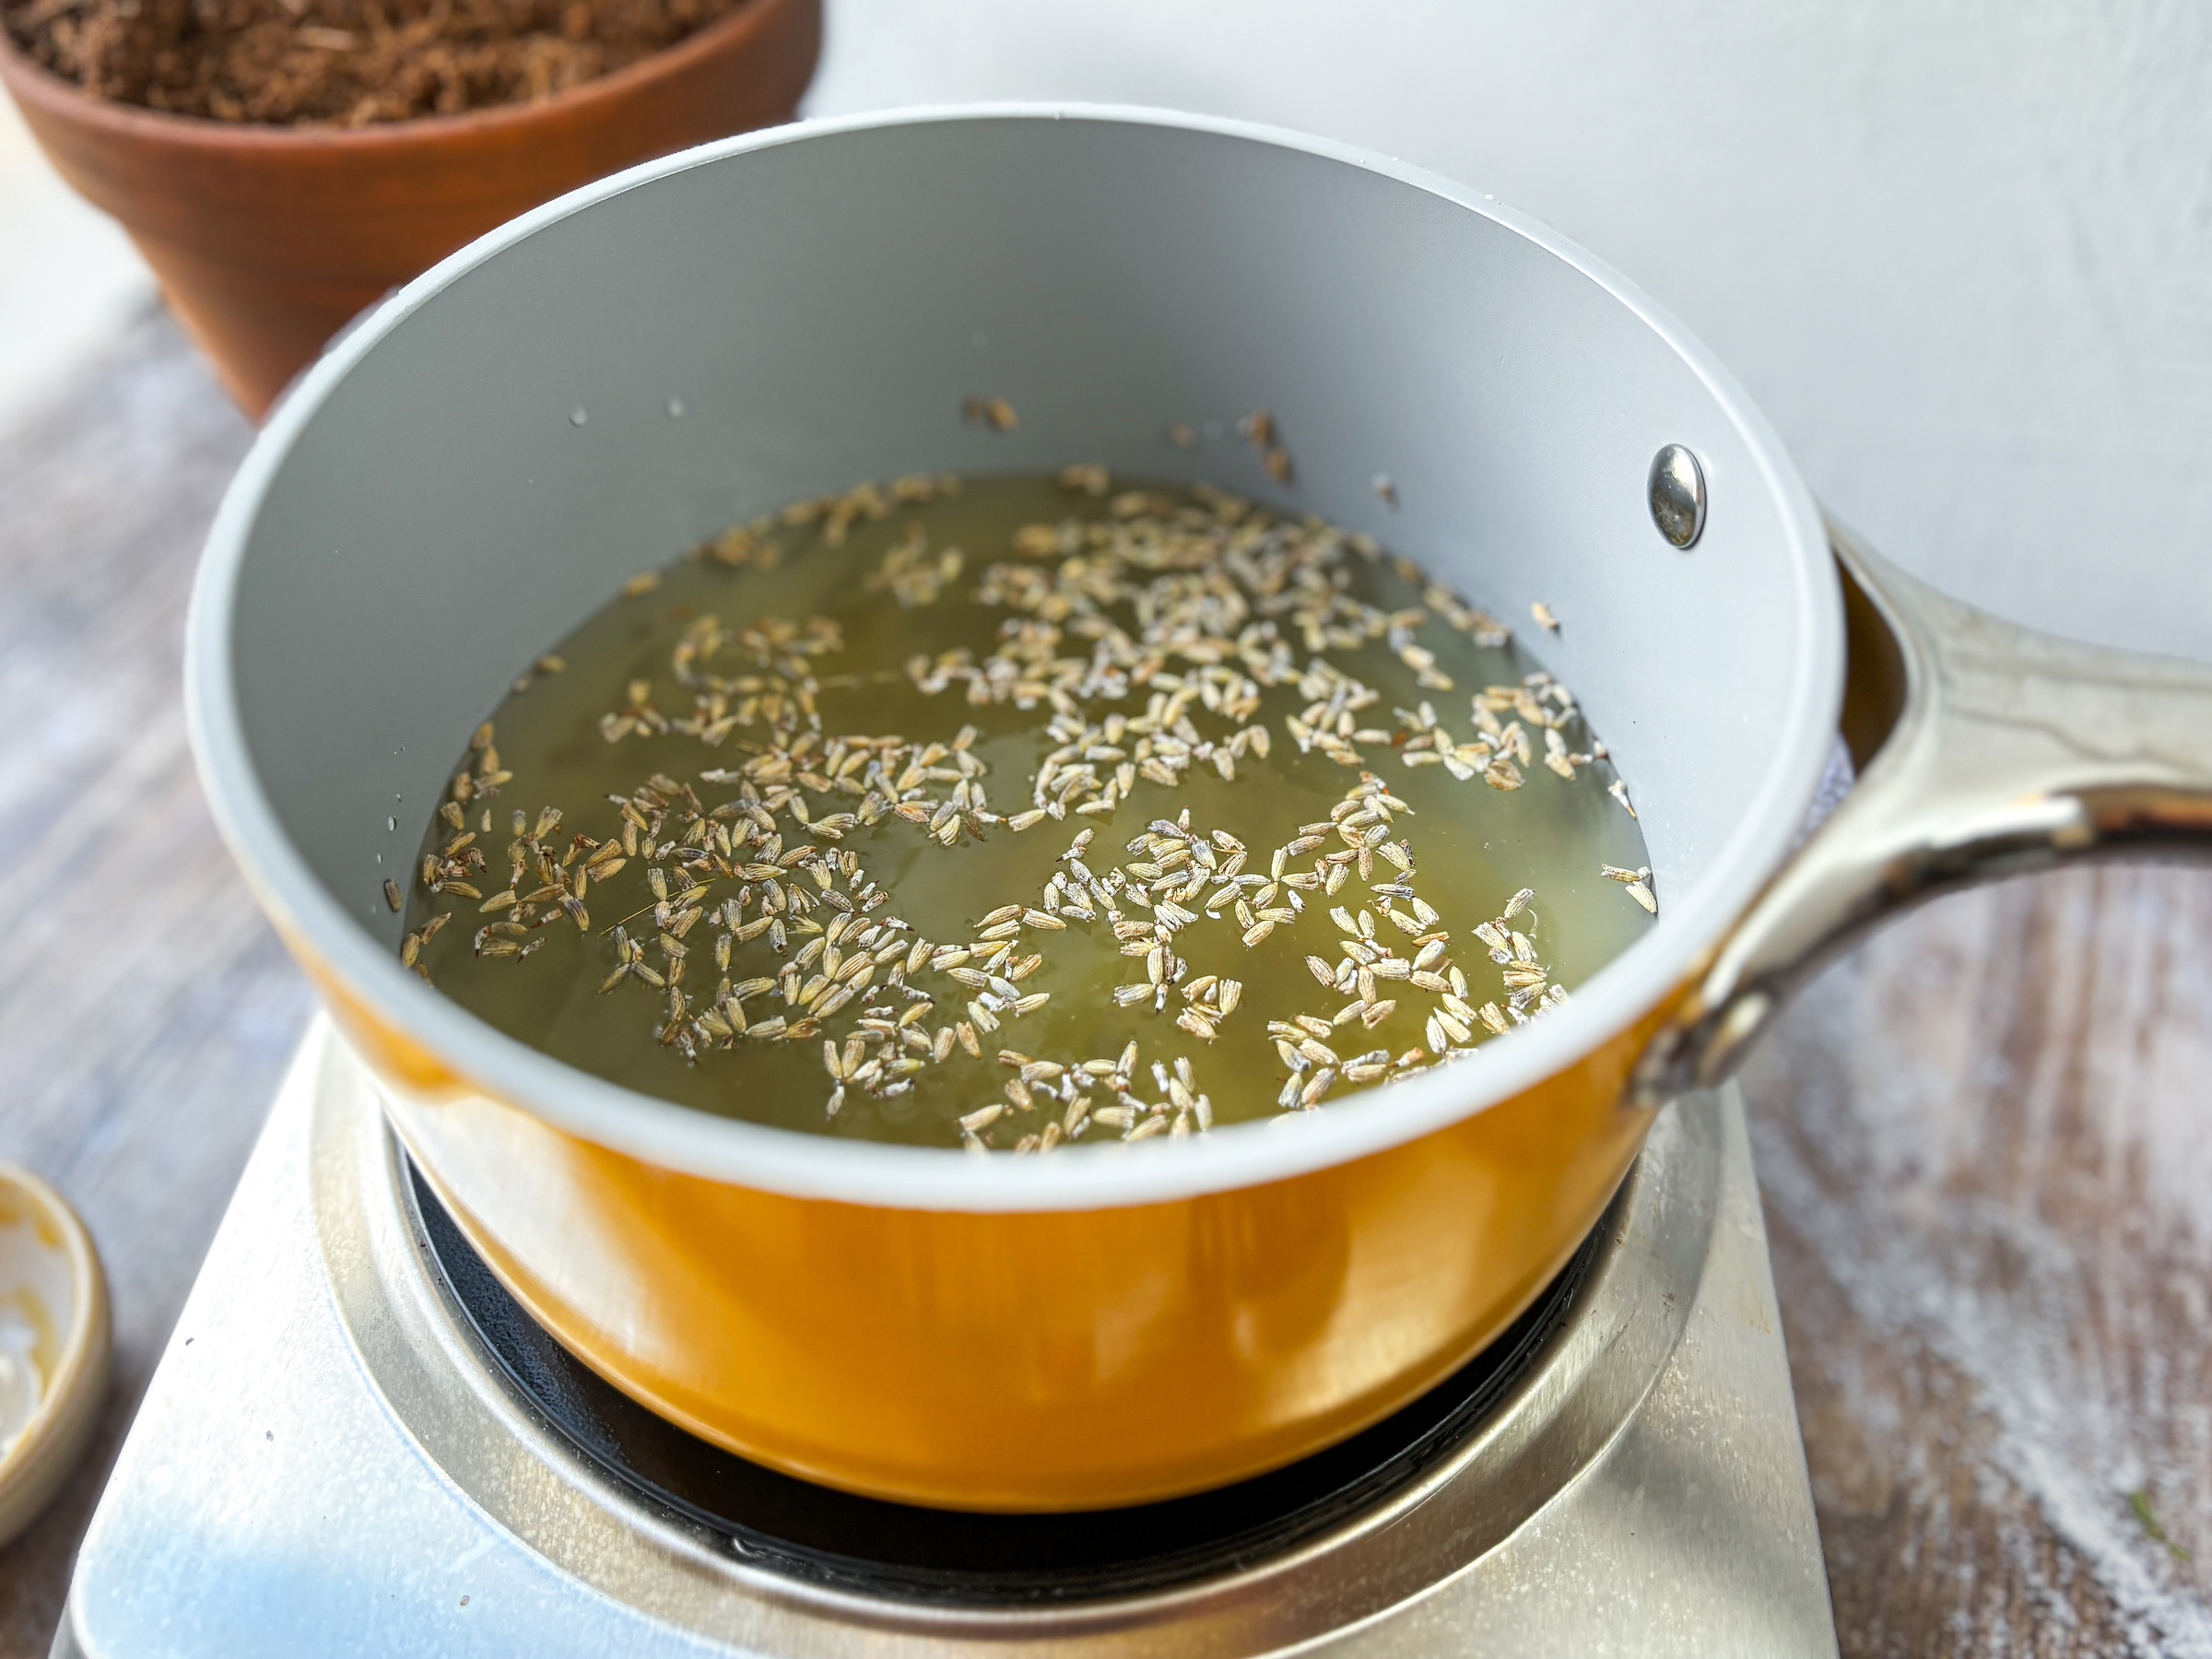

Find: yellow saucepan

[188,108,2212,1510]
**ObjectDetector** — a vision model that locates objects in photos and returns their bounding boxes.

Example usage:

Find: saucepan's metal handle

[1635,519,2212,1105]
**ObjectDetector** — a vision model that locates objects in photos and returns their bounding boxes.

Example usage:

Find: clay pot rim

[0,0,794,149]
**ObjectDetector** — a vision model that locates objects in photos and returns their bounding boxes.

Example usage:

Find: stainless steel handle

[1635,519,2212,1104]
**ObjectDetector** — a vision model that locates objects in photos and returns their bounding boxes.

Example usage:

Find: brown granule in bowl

[4,0,749,124]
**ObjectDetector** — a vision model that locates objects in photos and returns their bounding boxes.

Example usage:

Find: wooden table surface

[0,316,2205,1656]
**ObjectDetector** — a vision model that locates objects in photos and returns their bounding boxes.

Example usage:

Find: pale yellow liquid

[404,476,1653,1147]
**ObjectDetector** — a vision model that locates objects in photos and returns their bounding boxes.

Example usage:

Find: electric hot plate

[53,1021,1837,1655]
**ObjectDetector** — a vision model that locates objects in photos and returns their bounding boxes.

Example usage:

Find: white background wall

[802,2,2212,662]
[8,1,2209,661]
[0,94,151,426]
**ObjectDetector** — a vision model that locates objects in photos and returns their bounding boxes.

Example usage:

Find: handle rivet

[1648,444,1705,549]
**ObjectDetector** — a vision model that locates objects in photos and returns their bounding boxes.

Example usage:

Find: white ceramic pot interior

[189,108,1841,1208]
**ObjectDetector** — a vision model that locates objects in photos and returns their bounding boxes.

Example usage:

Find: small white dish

[0,1162,109,1548]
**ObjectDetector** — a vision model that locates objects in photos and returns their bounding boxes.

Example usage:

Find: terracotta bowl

[0,0,819,418]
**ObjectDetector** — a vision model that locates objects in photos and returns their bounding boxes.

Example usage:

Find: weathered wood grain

[0,314,311,1655]
[1743,865,2212,1656]
[0,317,2205,1655]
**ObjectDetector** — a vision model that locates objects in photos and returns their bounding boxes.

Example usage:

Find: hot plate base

[54,1020,1836,1656]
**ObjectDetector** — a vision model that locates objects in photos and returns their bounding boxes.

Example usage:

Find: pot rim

[185,103,1844,1214]
[0,0,796,148]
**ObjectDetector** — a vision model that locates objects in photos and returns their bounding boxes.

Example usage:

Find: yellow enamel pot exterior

[324,967,1662,1509]
[190,111,1847,1512]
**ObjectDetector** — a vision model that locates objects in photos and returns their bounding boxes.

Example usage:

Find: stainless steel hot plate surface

[54,1021,1837,1656]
